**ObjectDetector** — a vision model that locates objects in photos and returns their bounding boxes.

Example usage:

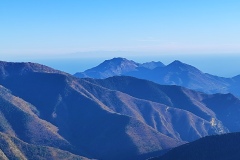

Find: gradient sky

[1,0,240,76]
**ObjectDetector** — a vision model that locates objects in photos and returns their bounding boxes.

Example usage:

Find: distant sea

[4,53,240,77]
[37,54,240,78]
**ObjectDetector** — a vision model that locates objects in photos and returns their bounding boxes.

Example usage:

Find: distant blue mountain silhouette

[74,57,165,79]
[74,58,240,97]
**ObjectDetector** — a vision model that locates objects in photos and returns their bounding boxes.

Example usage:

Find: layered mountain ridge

[0,60,240,159]
[74,58,240,97]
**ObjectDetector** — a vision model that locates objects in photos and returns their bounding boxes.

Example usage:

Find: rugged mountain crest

[0,61,66,77]
[74,57,164,79]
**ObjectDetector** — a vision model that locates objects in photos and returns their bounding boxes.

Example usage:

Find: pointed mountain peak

[96,57,139,69]
[75,57,140,78]
[166,60,202,73]
[109,57,128,62]
[102,57,138,65]
[169,60,186,66]
[166,60,190,69]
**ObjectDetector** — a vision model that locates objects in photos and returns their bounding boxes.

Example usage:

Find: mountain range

[74,58,165,79]
[0,60,240,159]
[74,58,240,97]
[0,61,181,159]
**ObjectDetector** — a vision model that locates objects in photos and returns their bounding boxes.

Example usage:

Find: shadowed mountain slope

[0,132,88,160]
[0,85,71,150]
[84,76,240,133]
[78,78,226,142]
[152,132,240,160]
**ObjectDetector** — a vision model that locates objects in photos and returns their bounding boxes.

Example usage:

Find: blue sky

[1,0,240,76]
